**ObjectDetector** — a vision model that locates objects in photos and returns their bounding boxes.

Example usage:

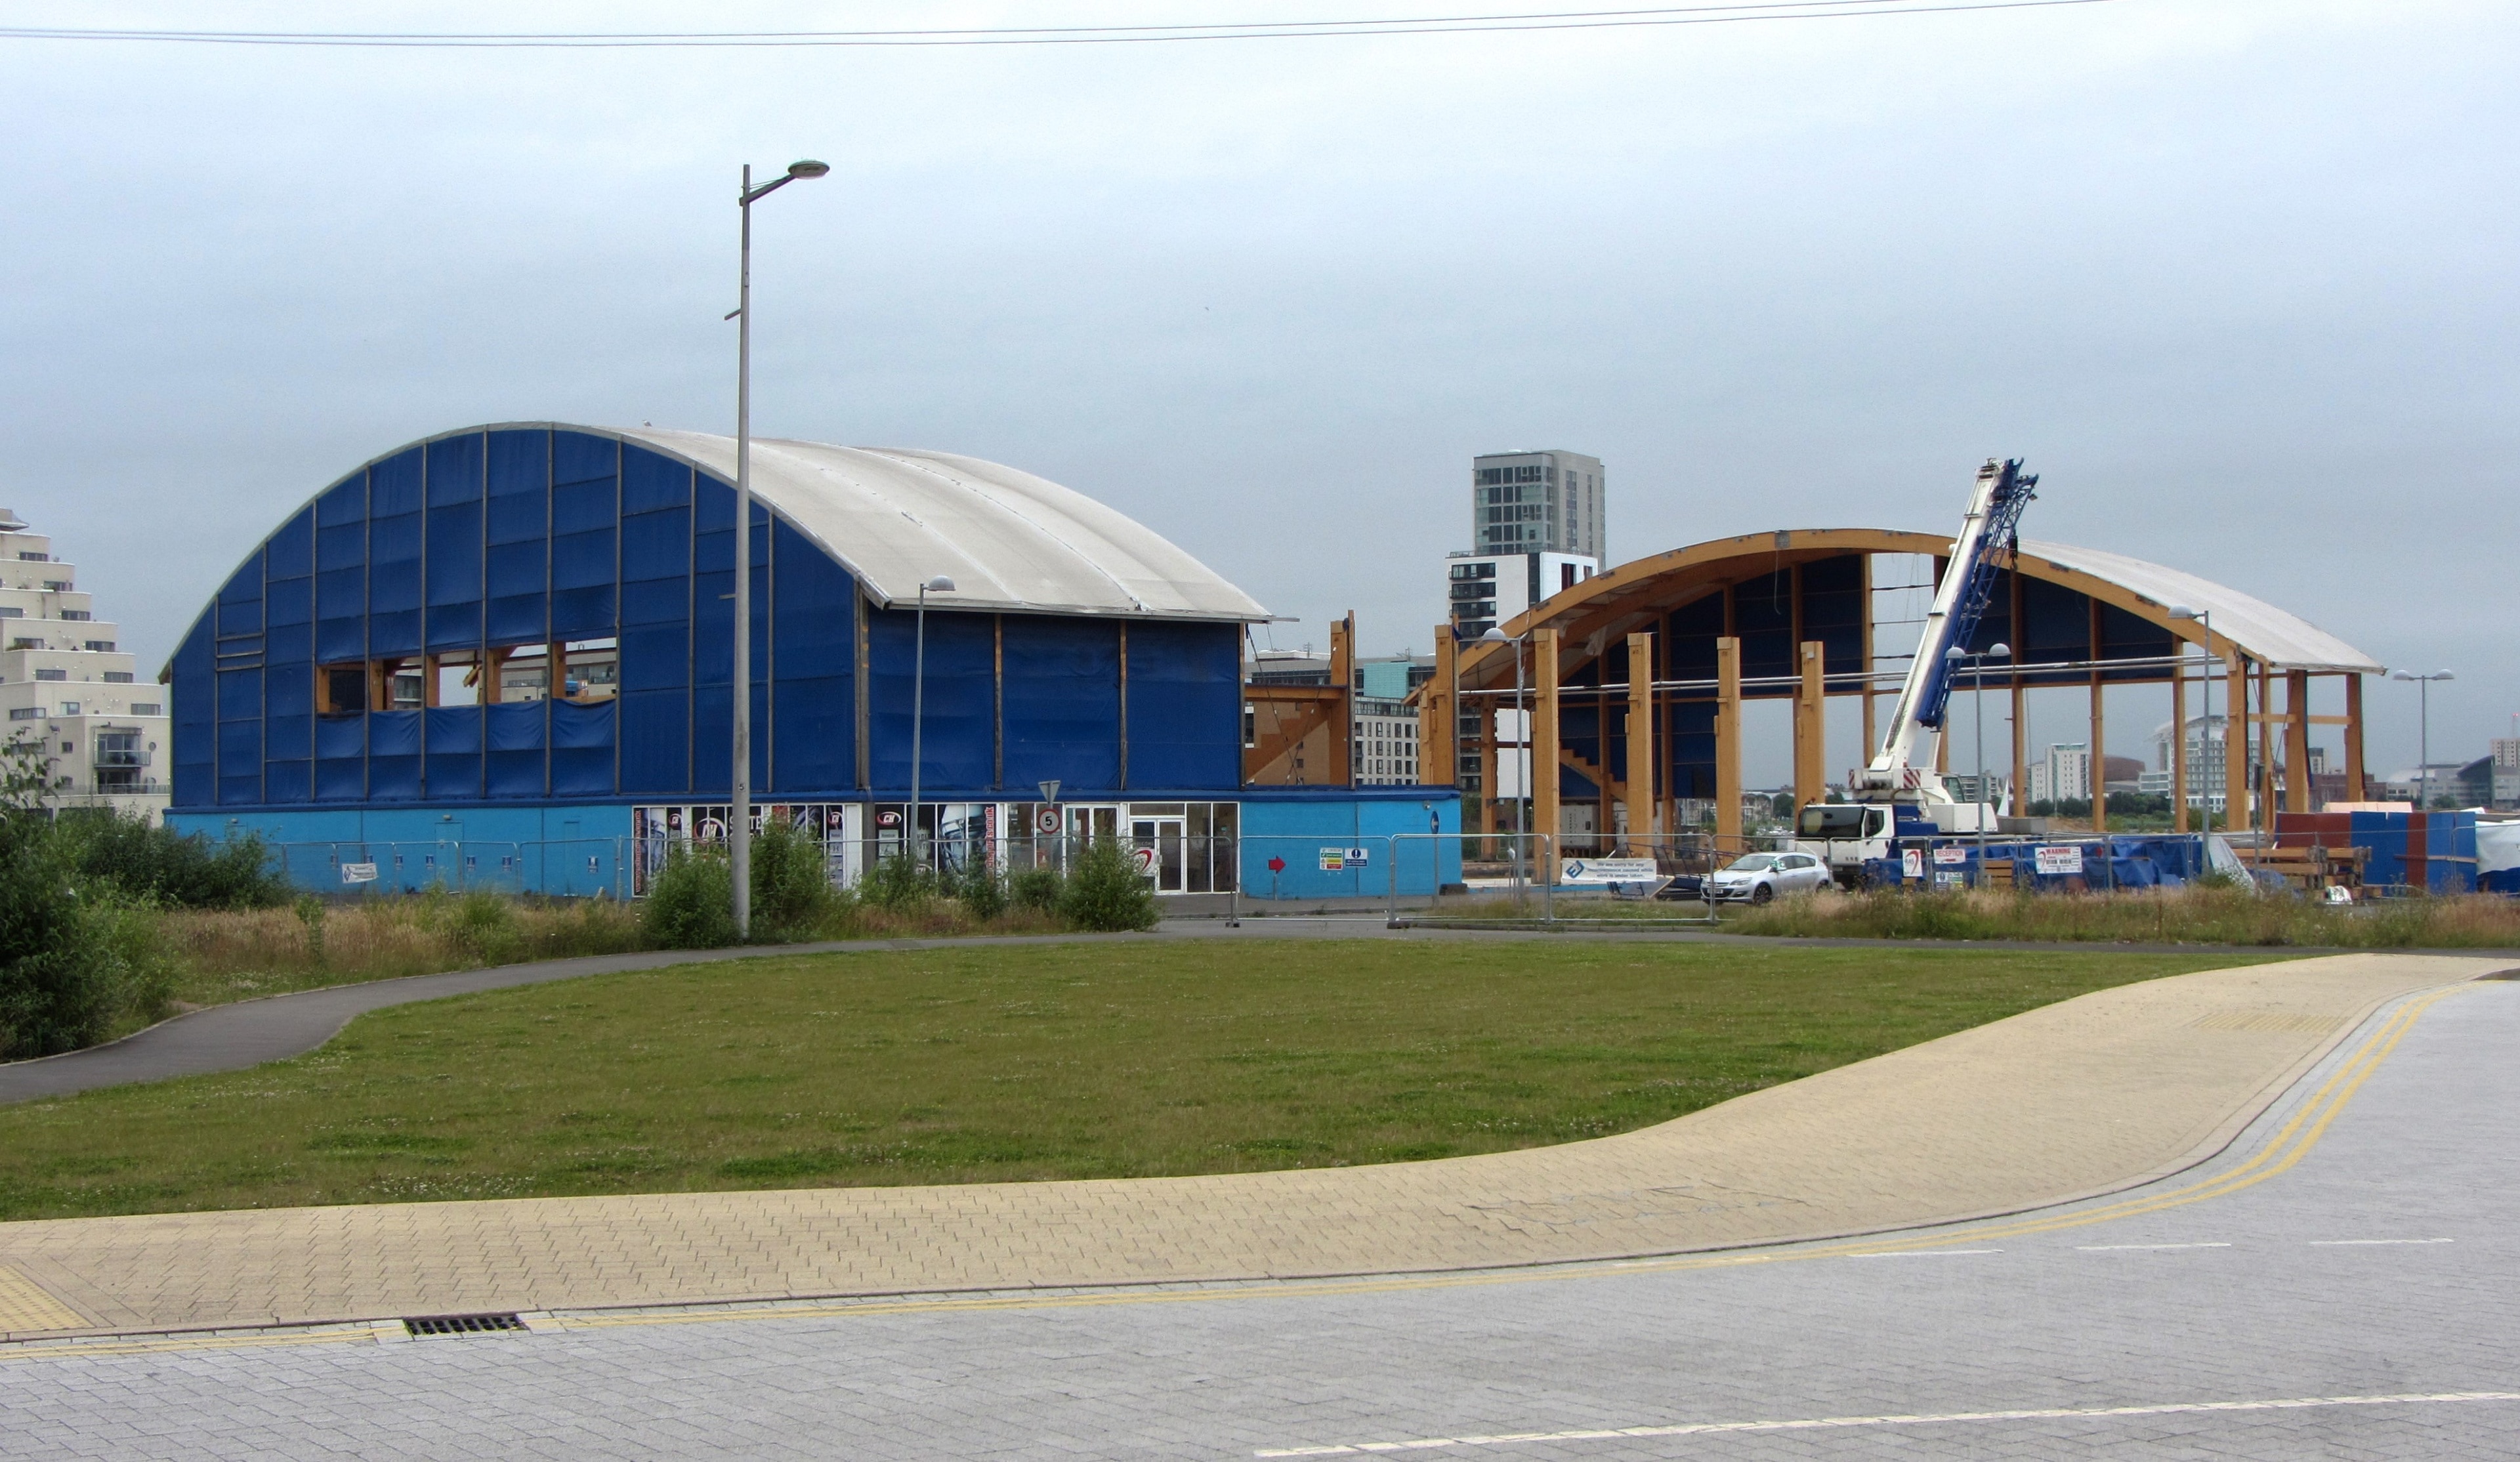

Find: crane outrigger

[1796,457,2038,878]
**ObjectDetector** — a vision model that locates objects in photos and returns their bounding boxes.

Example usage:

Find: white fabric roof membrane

[618,428,1268,623]
[2014,537,2381,674]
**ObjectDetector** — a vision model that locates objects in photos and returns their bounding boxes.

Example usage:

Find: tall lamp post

[1944,641,2011,877]
[729,157,828,938]
[2168,606,2216,835]
[2393,669,2456,810]
[1479,626,1528,885]
[910,575,956,866]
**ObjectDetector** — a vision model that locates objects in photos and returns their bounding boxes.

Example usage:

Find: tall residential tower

[1447,449,1604,640]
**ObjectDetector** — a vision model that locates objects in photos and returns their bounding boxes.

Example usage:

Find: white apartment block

[0,508,168,822]
[1353,699,1419,785]
[2026,741,2091,806]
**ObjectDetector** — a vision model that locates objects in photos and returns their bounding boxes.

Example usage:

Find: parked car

[1706,851,1833,904]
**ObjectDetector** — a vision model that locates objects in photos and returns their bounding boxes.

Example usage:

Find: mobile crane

[1796,457,2038,879]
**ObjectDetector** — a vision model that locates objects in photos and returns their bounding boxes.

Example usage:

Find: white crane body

[1795,458,2038,869]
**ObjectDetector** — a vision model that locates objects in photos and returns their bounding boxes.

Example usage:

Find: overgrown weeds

[1722,885,2520,948]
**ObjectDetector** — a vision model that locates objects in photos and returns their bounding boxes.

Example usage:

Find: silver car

[1707,851,1834,904]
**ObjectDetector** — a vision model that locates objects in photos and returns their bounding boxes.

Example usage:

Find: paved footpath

[4,962,2516,1458]
[0,951,2501,1341]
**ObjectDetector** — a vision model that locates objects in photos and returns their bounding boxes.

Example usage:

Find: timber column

[2344,673,2368,802]
[1421,625,1456,788]
[2284,669,2313,812]
[1625,631,1655,855]
[2225,648,2252,835]
[1794,640,1826,810]
[1328,612,1356,787]
[1715,636,1743,848]
[1532,627,1562,881]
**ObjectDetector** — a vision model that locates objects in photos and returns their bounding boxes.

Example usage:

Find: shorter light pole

[2169,606,2216,835]
[909,575,956,866]
[2392,669,2455,810]
[1945,642,2010,879]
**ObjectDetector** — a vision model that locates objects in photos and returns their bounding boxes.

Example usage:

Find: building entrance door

[1129,816,1187,894]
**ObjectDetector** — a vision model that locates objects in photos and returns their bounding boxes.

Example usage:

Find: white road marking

[1845,1249,2002,1259]
[2076,1243,2233,1251]
[2309,1238,2454,1246]
[1254,1391,2520,1456]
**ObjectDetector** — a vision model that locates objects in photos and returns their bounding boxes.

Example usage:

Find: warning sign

[2034,845,2086,875]
[340,862,378,885]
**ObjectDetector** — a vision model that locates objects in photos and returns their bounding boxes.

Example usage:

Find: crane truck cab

[1792,803,1891,885]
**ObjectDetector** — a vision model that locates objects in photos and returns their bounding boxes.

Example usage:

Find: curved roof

[619,428,1265,622]
[1456,526,2380,688]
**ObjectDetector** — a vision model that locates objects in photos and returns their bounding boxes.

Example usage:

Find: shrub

[749,821,837,939]
[956,854,1007,921]
[1058,837,1159,932]
[0,813,176,1058]
[60,812,289,909]
[860,852,936,913]
[448,888,522,964]
[1009,866,1063,915]
[643,845,737,949]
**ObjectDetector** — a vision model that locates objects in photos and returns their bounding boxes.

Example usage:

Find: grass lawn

[0,940,2284,1221]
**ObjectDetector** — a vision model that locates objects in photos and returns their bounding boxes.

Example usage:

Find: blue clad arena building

[164,424,1458,898]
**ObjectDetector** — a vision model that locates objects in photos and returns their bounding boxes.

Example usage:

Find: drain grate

[404,1312,525,1337]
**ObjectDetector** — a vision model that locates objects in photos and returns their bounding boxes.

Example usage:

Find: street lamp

[910,575,956,866]
[2168,606,2217,835]
[729,157,828,939]
[2391,669,2456,810]
[1479,626,1528,885]
[1944,641,2010,875]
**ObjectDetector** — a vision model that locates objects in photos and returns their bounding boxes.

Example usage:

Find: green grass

[0,940,2284,1220]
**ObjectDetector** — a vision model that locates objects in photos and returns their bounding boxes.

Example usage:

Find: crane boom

[1854,457,2037,804]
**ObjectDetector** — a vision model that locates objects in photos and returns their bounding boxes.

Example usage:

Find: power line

[0,1,2120,50]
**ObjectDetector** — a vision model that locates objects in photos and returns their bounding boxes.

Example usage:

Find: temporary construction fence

[261,839,635,899]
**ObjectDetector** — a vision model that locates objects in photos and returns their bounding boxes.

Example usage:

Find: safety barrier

[257,839,635,899]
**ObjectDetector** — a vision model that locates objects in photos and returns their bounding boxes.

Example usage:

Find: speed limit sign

[1035,806,1062,835]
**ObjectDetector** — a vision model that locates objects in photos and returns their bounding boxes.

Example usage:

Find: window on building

[131,702,161,715]
[43,581,70,593]
[15,552,45,562]
[7,707,37,721]
[33,668,65,681]
[58,702,79,716]
[83,640,113,652]
[103,671,132,683]
[0,608,19,619]
[9,638,39,651]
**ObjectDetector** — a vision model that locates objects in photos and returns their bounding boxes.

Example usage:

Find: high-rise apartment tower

[1448,449,1605,641]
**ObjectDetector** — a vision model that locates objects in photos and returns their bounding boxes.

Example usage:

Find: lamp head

[1479,628,1508,644]
[2168,604,2198,621]
[923,575,956,593]
[786,159,831,179]
[2392,672,2415,682]
[1988,642,2011,659]
[1944,646,1967,662]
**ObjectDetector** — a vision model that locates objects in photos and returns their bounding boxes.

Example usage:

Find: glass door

[1129,816,1188,894]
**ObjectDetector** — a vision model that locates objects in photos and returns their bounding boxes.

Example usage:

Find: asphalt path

[3,971,2511,1459]
[9,919,2511,1105]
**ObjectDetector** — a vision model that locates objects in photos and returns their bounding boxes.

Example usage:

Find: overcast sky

[1,1,2510,783]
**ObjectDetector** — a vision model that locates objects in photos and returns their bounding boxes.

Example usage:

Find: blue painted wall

[1238,791,1462,900]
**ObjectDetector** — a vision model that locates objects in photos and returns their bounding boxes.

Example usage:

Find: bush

[750,821,839,939]
[55,811,289,909]
[860,852,936,912]
[643,845,737,949]
[1058,837,1159,932]
[0,813,176,1059]
[448,888,522,964]
[954,854,1007,921]
[1009,866,1063,914]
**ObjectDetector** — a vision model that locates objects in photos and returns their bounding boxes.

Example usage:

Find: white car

[1707,851,1834,904]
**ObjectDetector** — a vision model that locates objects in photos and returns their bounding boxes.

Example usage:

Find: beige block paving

[0,953,2503,1339]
